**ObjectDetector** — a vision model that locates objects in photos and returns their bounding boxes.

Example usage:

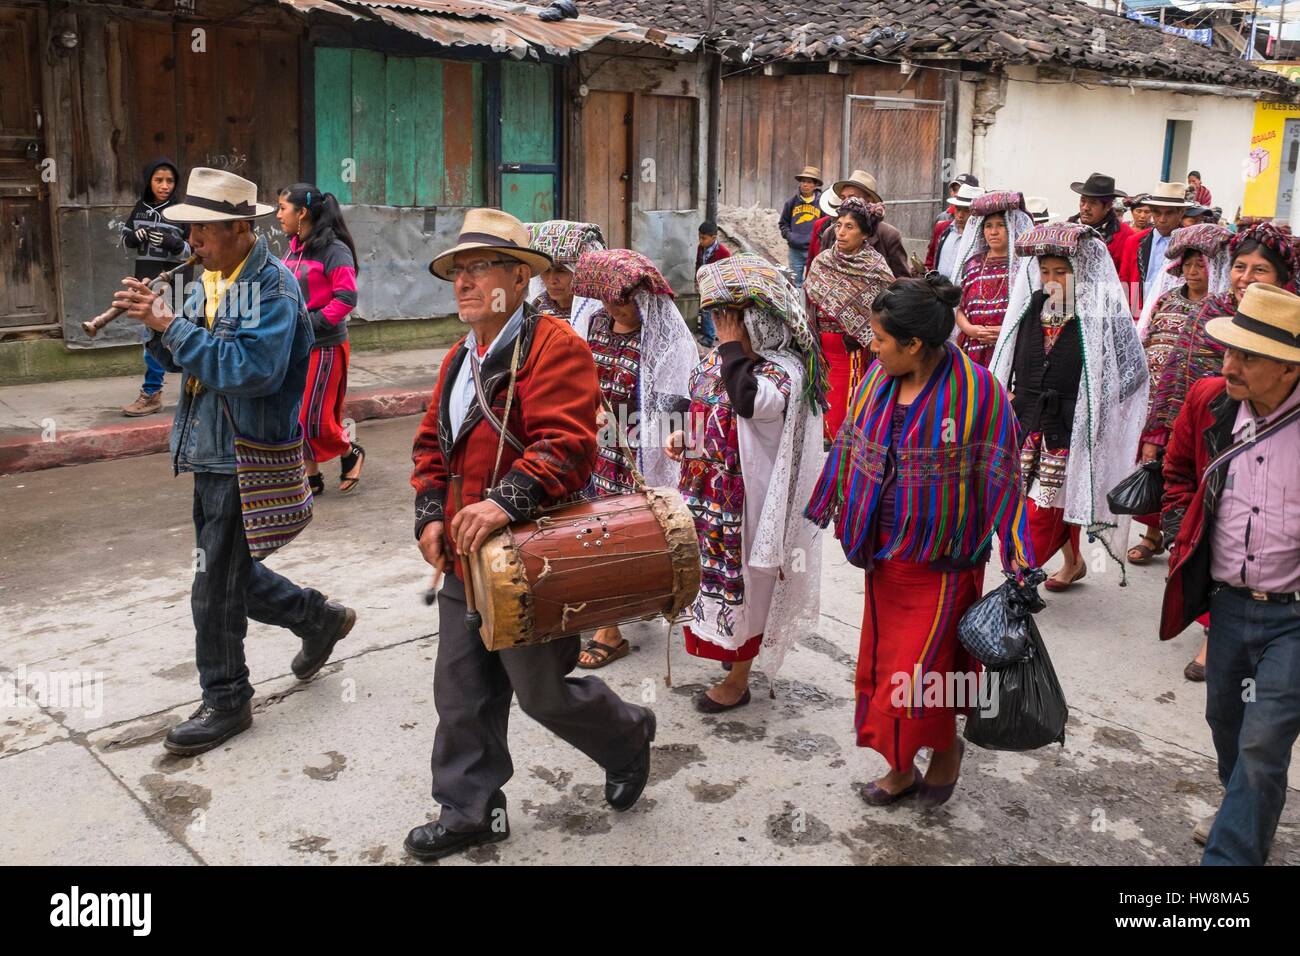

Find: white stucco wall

[972,65,1257,221]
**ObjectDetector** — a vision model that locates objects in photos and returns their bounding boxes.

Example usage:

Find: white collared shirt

[449,304,525,444]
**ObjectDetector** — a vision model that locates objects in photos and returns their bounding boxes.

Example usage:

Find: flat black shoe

[163,701,253,756]
[292,602,357,680]
[605,708,656,811]
[307,473,325,496]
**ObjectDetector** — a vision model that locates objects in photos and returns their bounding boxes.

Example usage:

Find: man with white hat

[1160,282,1300,864]
[925,181,983,275]
[111,168,357,755]
[1119,182,1192,315]
[406,207,656,861]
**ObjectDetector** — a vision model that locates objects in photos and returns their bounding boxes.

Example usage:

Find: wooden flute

[82,255,198,337]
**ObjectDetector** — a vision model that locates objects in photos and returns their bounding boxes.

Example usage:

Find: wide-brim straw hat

[832,169,883,203]
[162,167,275,223]
[819,188,841,216]
[1206,282,1300,363]
[430,208,553,280]
[795,165,824,186]
[1145,181,1192,209]
[950,182,985,209]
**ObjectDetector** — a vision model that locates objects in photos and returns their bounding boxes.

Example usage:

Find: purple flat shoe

[917,739,965,810]
[859,765,921,806]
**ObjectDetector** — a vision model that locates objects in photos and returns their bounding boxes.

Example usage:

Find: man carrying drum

[406,208,657,862]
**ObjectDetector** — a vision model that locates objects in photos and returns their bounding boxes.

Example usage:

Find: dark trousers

[430,572,652,831]
[191,472,330,710]
[1203,586,1300,865]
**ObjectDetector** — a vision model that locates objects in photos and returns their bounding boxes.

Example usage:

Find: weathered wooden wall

[719,64,948,242]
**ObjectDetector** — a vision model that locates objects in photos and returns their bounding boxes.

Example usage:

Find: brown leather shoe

[122,390,163,417]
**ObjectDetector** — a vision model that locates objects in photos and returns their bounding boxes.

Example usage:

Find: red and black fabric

[1118,227,1155,316]
[1069,211,1134,273]
[924,218,951,272]
[410,307,600,578]
[300,340,351,463]
[1159,376,1239,641]
[806,216,910,280]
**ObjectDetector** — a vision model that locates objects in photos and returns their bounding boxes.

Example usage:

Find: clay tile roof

[584,0,1297,95]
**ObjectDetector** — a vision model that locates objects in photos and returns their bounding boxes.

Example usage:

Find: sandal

[339,443,365,494]
[1127,534,1165,565]
[577,637,629,670]
[307,473,325,496]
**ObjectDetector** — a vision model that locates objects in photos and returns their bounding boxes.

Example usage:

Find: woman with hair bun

[808,273,1036,811]
[276,183,365,495]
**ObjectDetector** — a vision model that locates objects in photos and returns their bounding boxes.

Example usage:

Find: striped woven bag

[220,396,313,560]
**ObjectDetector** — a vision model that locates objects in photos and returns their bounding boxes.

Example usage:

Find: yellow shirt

[188,248,254,395]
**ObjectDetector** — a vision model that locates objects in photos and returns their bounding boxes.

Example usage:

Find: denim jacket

[147,234,314,475]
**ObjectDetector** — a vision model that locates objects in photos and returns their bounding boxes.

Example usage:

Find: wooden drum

[468,488,701,651]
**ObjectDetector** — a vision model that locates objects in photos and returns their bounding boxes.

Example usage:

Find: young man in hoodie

[120,159,191,417]
[778,165,822,288]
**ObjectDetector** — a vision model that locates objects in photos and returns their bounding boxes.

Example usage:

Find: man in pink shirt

[1160,282,1300,865]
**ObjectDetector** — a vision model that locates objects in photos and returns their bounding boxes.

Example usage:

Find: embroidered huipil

[679,348,791,644]
[957,252,1010,367]
[588,317,643,497]
[1141,288,1223,445]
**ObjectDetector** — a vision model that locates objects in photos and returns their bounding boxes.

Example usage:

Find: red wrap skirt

[300,342,351,463]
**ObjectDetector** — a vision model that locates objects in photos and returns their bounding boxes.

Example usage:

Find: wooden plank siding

[313,49,486,208]
[636,94,696,212]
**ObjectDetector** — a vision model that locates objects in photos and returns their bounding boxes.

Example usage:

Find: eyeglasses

[446,258,517,280]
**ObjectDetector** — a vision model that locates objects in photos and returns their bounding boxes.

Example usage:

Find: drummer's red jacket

[410,305,599,575]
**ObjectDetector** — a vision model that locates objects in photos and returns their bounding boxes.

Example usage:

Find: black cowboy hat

[1069,172,1128,200]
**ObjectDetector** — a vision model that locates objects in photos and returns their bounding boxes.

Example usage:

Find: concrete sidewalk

[0,347,446,474]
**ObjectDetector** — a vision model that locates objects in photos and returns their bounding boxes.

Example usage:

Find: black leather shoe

[163,701,253,756]
[605,708,656,811]
[404,793,510,862]
[292,602,357,680]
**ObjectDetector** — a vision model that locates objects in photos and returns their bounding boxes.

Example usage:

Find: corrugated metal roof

[281,0,700,58]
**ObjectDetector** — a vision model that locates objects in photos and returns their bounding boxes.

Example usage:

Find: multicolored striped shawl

[806,342,1034,571]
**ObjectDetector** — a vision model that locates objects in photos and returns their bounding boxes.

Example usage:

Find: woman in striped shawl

[807,274,1036,810]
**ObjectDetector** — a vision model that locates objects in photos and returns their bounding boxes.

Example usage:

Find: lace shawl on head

[949,207,1034,288]
[588,290,696,490]
[989,233,1149,583]
[1136,226,1231,341]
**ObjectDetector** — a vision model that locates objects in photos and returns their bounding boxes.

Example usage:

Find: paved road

[2,415,1296,865]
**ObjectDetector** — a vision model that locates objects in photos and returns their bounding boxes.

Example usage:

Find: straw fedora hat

[950,182,984,209]
[1144,181,1192,209]
[819,188,840,216]
[795,165,824,186]
[430,208,553,280]
[162,167,275,223]
[1207,282,1300,363]
[1025,196,1051,223]
[832,169,883,203]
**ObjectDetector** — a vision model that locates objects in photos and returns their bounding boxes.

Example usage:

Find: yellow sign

[1242,100,1300,218]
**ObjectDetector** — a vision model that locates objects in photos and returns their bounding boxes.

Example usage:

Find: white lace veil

[1136,233,1232,341]
[740,289,824,678]
[527,270,602,339]
[589,290,696,490]
[990,231,1149,583]
[948,207,1035,287]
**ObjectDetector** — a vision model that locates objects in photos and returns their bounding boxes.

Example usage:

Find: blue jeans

[191,473,330,710]
[1202,586,1300,865]
[788,245,808,288]
[143,347,166,395]
[698,308,716,342]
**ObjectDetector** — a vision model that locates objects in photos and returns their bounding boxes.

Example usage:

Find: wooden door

[0,6,55,328]
[579,91,631,249]
[499,61,557,223]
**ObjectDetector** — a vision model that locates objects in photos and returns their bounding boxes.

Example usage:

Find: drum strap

[601,397,648,492]
[470,334,525,489]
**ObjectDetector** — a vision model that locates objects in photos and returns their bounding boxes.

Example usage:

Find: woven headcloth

[1165,223,1231,277]
[1015,221,1095,259]
[526,220,606,267]
[573,249,673,303]
[1228,221,1298,278]
[696,252,829,412]
[970,190,1026,217]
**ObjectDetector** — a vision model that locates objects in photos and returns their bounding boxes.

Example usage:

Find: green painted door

[498,61,557,222]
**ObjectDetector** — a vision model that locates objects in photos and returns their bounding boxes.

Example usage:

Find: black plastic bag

[957,568,1047,670]
[964,617,1068,751]
[1106,455,1165,516]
